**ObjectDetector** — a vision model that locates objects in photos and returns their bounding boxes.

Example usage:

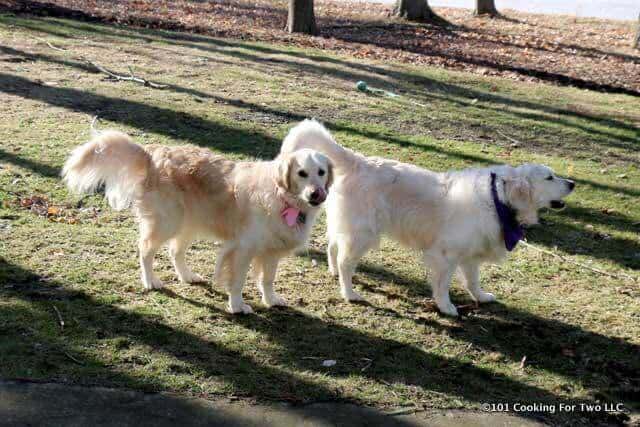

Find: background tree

[474,0,498,16]
[287,0,317,35]
[394,0,436,21]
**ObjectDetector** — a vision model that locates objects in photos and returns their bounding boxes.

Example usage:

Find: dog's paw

[437,301,459,317]
[262,293,288,308]
[228,302,254,314]
[143,277,165,290]
[475,292,496,304]
[180,271,205,284]
[342,290,366,302]
[328,266,339,278]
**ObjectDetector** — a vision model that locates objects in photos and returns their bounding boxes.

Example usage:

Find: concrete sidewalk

[0,380,545,427]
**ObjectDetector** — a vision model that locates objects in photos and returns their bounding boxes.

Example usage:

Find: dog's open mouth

[550,200,566,210]
[308,200,321,207]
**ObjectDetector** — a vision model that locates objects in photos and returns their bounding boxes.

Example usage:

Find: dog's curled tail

[280,119,356,173]
[62,130,151,210]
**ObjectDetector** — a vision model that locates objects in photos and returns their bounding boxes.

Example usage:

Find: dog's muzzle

[308,188,327,206]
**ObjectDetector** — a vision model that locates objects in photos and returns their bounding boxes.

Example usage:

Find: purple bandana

[490,173,524,251]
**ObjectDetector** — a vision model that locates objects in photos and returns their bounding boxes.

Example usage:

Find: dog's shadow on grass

[1,257,632,425]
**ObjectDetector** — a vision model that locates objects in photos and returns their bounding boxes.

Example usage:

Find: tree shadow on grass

[3,30,638,162]
[525,220,640,270]
[4,12,639,160]
[0,72,282,162]
[562,205,640,235]
[0,147,60,178]
[12,16,638,158]
[180,293,634,426]
[0,257,424,427]
[323,24,640,97]
[1,64,638,269]
[1,256,633,425]
[5,0,639,97]
[296,250,639,420]
[2,67,639,270]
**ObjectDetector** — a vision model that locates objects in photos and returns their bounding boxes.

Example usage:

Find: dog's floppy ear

[325,160,334,190]
[276,154,294,191]
[505,176,531,204]
[504,176,538,225]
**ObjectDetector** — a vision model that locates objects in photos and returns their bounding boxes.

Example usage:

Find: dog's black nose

[310,188,326,204]
[568,180,575,190]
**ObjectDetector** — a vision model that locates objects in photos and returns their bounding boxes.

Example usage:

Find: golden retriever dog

[280,120,575,316]
[63,124,332,314]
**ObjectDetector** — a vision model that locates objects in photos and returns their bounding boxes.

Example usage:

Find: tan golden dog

[63,125,332,314]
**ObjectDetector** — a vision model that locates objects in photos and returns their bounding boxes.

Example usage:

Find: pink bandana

[281,205,300,227]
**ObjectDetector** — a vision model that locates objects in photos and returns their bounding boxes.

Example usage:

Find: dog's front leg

[216,243,253,314]
[458,262,496,304]
[254,255,287,308]
[423,252,458,316]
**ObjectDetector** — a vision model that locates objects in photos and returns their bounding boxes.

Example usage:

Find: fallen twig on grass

[34,36,66,51]
[36,37,167,89]
[496,129,524,147]
[52,305,64,330]
[83,59,168,89]
[520,240,637,283]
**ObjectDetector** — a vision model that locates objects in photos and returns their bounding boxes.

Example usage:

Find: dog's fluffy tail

[62,130,152,210]
[280,119,356,173]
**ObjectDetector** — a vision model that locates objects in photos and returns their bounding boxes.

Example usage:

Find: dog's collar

[280,201,306,227]
[490,173,524,251]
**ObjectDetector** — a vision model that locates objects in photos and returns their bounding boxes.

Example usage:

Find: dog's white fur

[281,120,574,316]
[63,125,332,314]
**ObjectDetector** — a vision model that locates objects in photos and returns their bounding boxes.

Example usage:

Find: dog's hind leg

[336,234,376,302]
[139,231,169,290]
[458,261,496,304]
[254,255,286,308]
[169,235,204,284]
[423,252,458,316]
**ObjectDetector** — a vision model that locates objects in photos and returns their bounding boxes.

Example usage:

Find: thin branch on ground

[35,37,167,89]
[83,59,168,89]
[496,129,524,146]
[520,240,638,283]
[34,36,66,51]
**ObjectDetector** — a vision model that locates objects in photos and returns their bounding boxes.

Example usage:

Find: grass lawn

[0,13,639,426]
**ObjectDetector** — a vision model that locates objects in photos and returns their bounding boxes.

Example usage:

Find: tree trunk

[634,13,640,49]
[287,0,317,35]
[394,0,436,21]
[474,0,498,16]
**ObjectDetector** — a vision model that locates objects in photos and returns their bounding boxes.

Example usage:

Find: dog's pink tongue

[281,207,299,227]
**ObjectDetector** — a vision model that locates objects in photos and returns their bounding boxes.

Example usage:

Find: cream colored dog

[63,124,332,314]
[281,120,575,316]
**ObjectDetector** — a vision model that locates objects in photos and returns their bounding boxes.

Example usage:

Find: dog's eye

[298,170,308,178]
[318,169,325,176]
[545,176,554,181]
